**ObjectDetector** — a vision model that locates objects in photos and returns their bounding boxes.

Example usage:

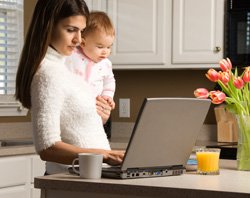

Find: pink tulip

[194,88,209,99]
[233,77,244,89]
[218,71,230,85]
[243,67,250,82]
[209,91,226,104]
[205,69,219,82]
[219,58,232,72]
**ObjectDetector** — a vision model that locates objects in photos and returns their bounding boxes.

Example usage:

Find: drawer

[0,156,30,188]
[0,186,30,198]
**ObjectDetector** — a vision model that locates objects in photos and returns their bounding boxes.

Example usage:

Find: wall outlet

[119,98,130,118]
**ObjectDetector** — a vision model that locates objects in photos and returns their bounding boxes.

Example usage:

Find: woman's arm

[39,141,125,165]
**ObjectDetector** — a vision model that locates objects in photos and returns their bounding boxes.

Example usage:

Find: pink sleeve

[102,60,115,98]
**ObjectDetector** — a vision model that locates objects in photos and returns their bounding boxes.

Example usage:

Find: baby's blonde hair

[82,11,115,38]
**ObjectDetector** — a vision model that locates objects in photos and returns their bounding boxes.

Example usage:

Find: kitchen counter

[0,145,35,157]
[35,160,250,198]
[0,140,234,157]
[0,139,233,157]
[0,141,126,157]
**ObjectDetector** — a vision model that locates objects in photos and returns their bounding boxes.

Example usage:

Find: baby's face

[81,31,114,63]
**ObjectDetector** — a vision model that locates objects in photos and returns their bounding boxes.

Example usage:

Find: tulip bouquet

[194,58,250,116]
[194,58,250,170]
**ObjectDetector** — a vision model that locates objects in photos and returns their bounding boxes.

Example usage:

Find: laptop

[101,97,211,179]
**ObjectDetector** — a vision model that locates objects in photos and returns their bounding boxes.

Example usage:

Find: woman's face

[50,15,86,56]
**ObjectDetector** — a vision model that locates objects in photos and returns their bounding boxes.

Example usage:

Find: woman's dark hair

[15,0,89,109]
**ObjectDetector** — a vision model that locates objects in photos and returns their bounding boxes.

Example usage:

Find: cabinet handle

[214,46,221,53]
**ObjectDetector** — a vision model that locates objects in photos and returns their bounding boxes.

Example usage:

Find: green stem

[236,115,250,170]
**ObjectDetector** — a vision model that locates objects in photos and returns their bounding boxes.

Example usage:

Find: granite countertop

[34,160,250,198]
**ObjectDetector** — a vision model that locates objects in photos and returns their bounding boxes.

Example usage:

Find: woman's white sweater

[30,47,110,174]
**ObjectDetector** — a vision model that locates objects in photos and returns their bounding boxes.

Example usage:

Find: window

[0,0,27,116]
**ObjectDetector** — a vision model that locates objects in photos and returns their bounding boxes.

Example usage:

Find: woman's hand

[102,150,125,166]
[102,95,116,110]
[96,95,112,124]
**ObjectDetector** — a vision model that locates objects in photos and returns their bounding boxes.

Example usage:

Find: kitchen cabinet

[84,0,106,12]
[0,186,29,198]
[84,0,225,69]
[172,0,224,65]
[107,0,166,67]
[31,155,46,198]
[85,0,167,69]
[0,154,45,198]
[0,156,30,198]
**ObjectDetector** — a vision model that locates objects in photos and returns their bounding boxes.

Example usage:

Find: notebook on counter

[101,97,211,179]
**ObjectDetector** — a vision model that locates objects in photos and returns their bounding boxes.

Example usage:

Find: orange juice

[196,148,220,175]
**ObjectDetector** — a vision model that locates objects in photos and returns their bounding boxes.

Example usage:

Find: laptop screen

[121,98,211,171]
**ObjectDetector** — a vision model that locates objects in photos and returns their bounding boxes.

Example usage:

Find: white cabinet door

[172,0,224,64]
[0,156,31,198]
[30,155,45,198]
[0,186,30,198]
[0,156,30,188]
[31,186,40,198]
[107,0,166,67]
[84,0,107,11]
[31,155,45,183]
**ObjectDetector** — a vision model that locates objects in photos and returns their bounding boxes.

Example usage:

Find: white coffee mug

[72,153,103,179]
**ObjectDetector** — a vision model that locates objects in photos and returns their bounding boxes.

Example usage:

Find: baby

[66,11,116,109]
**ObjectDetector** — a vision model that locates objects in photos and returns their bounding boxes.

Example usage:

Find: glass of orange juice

[196,148,221,175]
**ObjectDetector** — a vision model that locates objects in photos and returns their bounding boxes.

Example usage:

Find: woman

[15,0,124,174]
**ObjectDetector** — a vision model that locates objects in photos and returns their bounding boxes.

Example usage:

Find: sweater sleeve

[102,60,116,98]
[30,69,63,153]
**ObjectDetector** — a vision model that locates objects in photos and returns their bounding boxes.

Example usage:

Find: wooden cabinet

[172,0,224,65]
[0,154,45,198]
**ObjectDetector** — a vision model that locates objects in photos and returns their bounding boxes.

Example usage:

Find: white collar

[45,46,67,64]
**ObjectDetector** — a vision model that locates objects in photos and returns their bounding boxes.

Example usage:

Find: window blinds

[0,0,26,116]
[0,0,23,95]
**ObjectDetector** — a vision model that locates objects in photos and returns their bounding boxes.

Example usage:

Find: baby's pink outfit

[66,47,115,98]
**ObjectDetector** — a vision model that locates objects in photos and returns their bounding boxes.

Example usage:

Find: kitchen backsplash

[0,121,216,143]
[111,122,217,143]
[0,122,32,140]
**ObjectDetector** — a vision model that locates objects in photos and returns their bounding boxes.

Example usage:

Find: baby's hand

[102,95,115,110]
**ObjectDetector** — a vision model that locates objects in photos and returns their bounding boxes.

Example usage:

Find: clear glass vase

[236,115,250,170]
